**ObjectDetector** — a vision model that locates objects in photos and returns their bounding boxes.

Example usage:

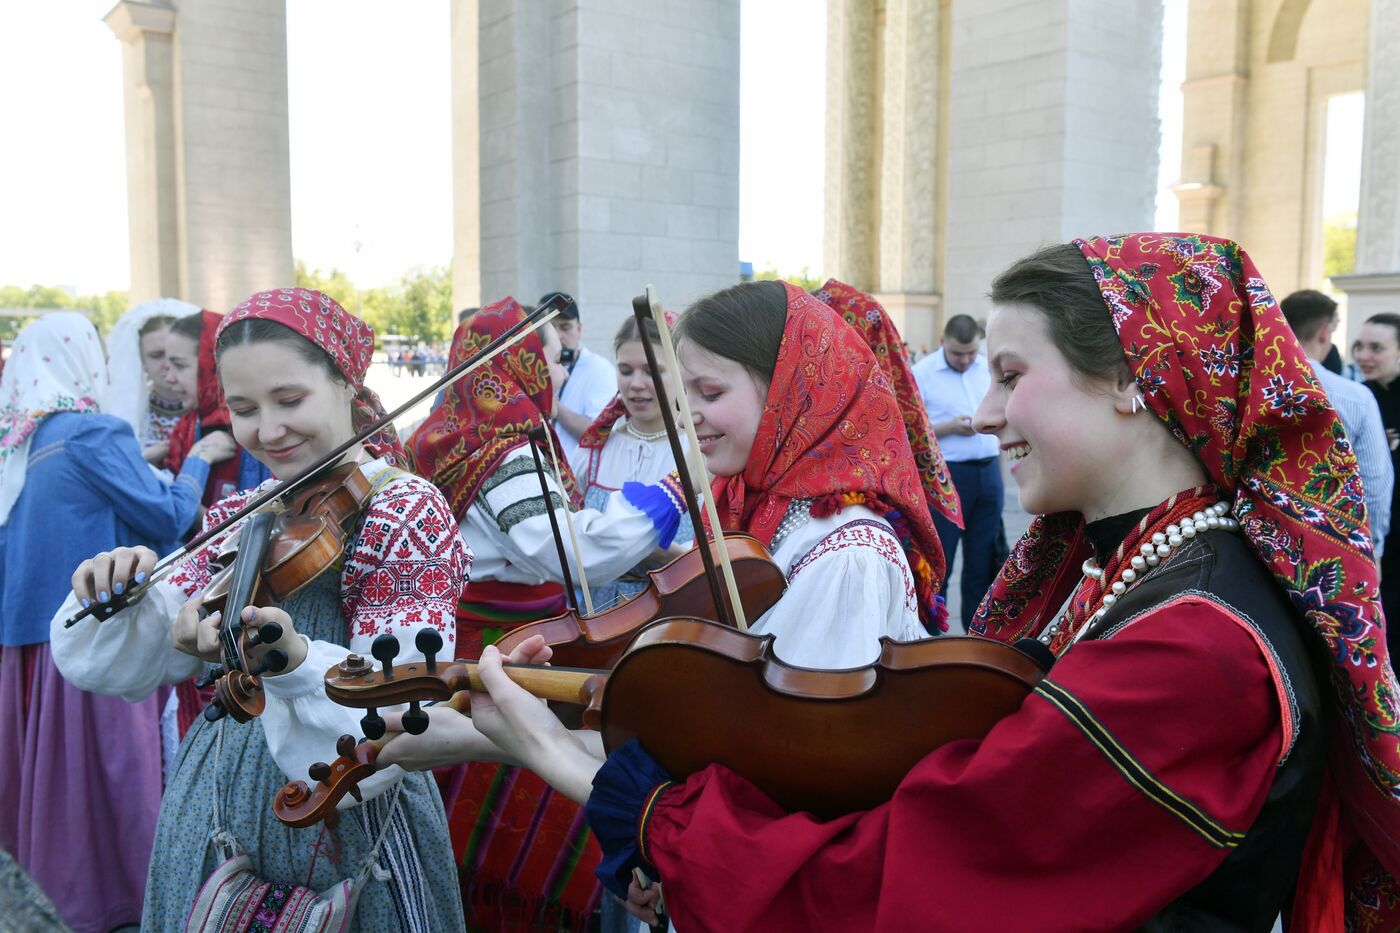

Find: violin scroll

[273,733,381,829]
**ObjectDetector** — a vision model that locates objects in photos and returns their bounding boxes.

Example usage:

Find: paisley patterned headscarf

[217,287,407,468]
[706,281,946,630]
[812,280,962,527]
[407,297,582,518]
[971,232,1400,928]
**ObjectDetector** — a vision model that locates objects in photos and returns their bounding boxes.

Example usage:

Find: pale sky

[0,0,1362,297]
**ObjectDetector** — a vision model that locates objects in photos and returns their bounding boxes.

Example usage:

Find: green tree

[755,265,824,292]
[292,260,451,345]
[0,284,129,341]
[1323,211,1358,280]
[294,260,359,313]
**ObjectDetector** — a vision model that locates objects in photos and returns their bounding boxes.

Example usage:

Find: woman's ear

[1110,374,1144,416]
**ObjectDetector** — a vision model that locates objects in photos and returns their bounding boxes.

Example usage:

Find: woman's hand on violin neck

[72,546,158,609]
[377,704,516,772]
[171,597,225,663]
[471,643,602,805]
[240,606,308,674]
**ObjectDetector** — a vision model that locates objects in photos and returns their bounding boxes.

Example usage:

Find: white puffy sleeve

[752,519,925,669]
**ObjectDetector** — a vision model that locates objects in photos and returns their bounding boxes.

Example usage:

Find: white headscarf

[0,313,108,525]
[106,298,198,442]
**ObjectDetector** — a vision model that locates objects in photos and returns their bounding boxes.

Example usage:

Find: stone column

[466,0,740,354]
[1335,0,1400,340]
[106,1,180,303]
[942,0,1164,322]
[451,0,481,312]
[1172,0,1249,239]
[106,0,293,309]
[873,0,945,351]
[823,0,880,293]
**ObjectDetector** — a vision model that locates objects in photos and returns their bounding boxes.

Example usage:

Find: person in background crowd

[163,310,273,507]
[107,298,199,468]
[569,315,696,612]
[0,313,233,933]
[912,314,1002,630]
[1354,311,1400,652]
[1281,290,1392,559]
[546,291,618,459]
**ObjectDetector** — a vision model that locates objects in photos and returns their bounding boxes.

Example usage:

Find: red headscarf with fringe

[217,287,407,468]
[708,281,946,631]
[970,232,1400,930]
[813,279,963,528]
[407,297,581,518]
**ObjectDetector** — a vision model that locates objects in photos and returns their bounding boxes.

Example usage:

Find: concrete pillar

[467,0,740,356]
[942,0,1163,322]
[823,0,880,293]
[451,0,481,312]
[1335,0,1400,340]
[106,0,293,310]
[874,0,946,351]
[105,1,180,302]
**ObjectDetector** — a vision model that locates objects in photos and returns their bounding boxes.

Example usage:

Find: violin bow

[526,426,584,612]
[631,287,748,631]
[63,298,566,628]
[538,425,595,615]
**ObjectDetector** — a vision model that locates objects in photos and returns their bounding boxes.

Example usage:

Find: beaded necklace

[1039,491,1239,655]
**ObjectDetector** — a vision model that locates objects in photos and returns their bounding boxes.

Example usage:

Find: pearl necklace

[622,421,668,443]
[1039,501,1239,648]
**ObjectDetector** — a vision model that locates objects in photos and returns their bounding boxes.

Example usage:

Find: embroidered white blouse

[48,457,473,804]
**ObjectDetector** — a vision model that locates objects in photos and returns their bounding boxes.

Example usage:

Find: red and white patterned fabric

[788,519,917,615]
[218,288,408,468]
[709,281,946,631]
[168,465,471,641]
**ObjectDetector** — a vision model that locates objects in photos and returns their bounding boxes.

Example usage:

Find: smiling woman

[49,288,472,932]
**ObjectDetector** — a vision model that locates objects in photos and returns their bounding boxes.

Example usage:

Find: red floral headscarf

[971,232,1400,928]
[708,281,946,631]
[813,280,962,528]
[577,310,679,452]
[407,297,581,518]
[217,287,408,468]
[165,309,231,475]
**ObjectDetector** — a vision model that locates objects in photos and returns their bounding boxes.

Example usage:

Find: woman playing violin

[0,312,236,933]
[568,314,697,612]
[392,235,1400,931]
[380,280,948,919]
[50,289,471,932]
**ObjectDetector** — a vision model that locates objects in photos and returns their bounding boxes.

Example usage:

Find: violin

[276,617,1049,826]
[493,533,786,669]
[198,460,375,722]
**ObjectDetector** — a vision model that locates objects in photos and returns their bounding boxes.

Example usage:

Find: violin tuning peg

[415,628,443,671]
[402,701,429,736]
[196,666,226,689]
[248,621,283,647]
[307,761,332,784]
[203,700,227,723]
[348,785,363,804]
[249,648,289,678]
[361,708,386,741]
[336,734,358,758]
[371,634,400,677]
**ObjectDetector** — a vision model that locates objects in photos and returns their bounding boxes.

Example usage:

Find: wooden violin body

[494,533,786,668]
[592,619,1048,819]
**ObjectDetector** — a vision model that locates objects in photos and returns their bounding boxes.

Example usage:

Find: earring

[1130,395,1146,415]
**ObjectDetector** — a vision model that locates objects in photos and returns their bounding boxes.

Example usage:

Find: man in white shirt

[912,314,1003,630]
[544,291,619,459]
[1281,289,1392,556]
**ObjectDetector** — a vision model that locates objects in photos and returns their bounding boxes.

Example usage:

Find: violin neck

[458,662,599,706]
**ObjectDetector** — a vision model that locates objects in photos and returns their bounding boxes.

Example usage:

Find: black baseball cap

[539,291,578,320]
